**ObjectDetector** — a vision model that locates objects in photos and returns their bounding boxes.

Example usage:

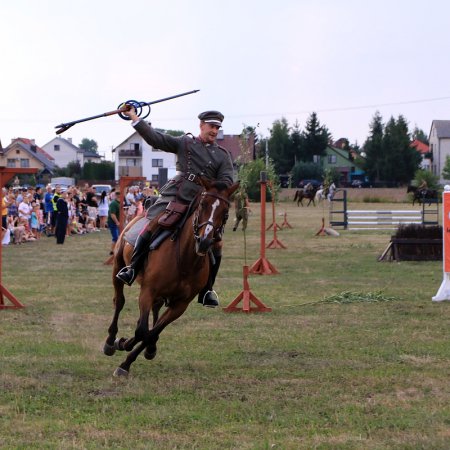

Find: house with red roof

[410,139,431,171]
[0,138,55,180]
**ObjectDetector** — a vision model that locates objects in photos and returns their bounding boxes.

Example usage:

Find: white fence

[346,210,422,230]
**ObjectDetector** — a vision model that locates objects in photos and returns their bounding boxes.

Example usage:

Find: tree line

[244,111,428,188]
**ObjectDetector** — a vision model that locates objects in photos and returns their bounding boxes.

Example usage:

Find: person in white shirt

[18,195,32,226]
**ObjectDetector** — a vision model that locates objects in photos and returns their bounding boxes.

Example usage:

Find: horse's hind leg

[114,302,189,377]
[144,299,164,360]
[103,277,126,356]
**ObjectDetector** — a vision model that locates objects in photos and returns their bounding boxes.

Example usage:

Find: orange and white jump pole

[432,185,450,302]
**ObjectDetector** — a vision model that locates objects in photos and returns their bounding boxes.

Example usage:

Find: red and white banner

[433,187,450,301]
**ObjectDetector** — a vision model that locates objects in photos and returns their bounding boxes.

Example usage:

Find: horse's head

[193,179,240,256]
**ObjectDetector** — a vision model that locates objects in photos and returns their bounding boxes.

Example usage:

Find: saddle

[146,201,193,251]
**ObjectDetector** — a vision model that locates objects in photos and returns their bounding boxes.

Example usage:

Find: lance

[55,89,200,135]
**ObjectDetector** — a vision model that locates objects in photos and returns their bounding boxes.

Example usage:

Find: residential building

[113,130,176,185]
[410,139,431,171]
[113,128,248,185]
[1,138,55,182]
[320,145,365,185]
[429,120,450,182]
[42,136,102,168]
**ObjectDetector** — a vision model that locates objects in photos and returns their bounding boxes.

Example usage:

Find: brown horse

[293,187,318,206]
[406,185,438,206]
[103,179,239,377]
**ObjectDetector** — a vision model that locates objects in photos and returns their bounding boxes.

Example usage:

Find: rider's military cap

[198,110,224,127]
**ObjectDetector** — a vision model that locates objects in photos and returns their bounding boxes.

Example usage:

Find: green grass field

[1,201,449,449]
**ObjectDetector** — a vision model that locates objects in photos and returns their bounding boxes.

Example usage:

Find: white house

[429,120,450,183]
[112,129,176,185]
[42,136,102,168]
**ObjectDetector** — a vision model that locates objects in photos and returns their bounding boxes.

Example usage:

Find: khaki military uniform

[125,120,234,243]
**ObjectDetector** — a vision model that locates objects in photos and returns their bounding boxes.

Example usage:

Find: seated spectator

[8,216,27,244]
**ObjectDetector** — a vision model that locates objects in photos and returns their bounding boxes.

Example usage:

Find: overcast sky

[2,0,450,161]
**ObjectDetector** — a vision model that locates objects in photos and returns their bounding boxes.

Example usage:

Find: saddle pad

[124,217,150,246]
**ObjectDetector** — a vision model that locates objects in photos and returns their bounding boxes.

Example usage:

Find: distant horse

[293,187,318,206]
[103,179,239,377]
[406,185,438,206]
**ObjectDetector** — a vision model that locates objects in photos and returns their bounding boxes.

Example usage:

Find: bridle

[193,191,230,243]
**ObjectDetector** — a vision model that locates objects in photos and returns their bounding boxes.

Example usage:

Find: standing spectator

[51,185,62,233]
[1,188,9,242]
[125,186,137,223]
[43,184,54,233]
[97,191,109,229]
[30,203,40,239]
[107,191,121,255]
[55,192,69,244]
[85,186,98,224]
[2,187,9,228]
[34,186,42,205]
[66,192,76,236]
[16,188,24,204]
[7,192,18,219]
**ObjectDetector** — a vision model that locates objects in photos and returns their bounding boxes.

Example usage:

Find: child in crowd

[30,203,40,239]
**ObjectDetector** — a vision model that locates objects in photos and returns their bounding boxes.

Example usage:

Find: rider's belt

[176,171,201,184]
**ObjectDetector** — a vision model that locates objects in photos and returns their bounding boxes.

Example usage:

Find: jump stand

[103,175,146,265]
[266,181,281,231]
[223,265,272,313]
[267,216,287,249]
[316,217,327,236]
[249,173,279,275]
[281,212,293,229]
[0,167,38,310]
[266,182,286,249]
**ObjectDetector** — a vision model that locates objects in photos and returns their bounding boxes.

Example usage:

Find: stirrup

[201,290,219,308]
[116,266,135,286]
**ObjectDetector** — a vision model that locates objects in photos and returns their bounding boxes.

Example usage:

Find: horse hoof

[113,367,129,378]
[144,348,157,360]
[114,337,126,351]
[103,342,116,356]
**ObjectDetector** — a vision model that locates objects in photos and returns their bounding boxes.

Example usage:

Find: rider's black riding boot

[198,254,222,308]
[116,230,152,286]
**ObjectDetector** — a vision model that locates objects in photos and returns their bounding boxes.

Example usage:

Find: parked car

[92,184,112,196]
[351,180,370,188]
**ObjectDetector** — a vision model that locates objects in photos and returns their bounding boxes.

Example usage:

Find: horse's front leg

[103,276,126,356]
[115,285,153,353]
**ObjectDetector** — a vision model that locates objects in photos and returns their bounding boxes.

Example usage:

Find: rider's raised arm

[133,120,180,154]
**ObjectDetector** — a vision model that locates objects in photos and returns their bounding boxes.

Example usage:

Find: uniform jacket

[133,120,234,220]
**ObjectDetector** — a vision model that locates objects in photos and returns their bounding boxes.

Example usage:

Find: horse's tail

[293,190,299,201]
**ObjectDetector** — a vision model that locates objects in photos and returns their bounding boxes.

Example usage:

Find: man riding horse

[116,108,234,308]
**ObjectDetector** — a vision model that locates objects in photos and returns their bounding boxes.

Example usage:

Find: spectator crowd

[2,183,159,248]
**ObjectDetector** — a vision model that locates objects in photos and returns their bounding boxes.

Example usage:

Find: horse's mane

[210,181,229,192]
